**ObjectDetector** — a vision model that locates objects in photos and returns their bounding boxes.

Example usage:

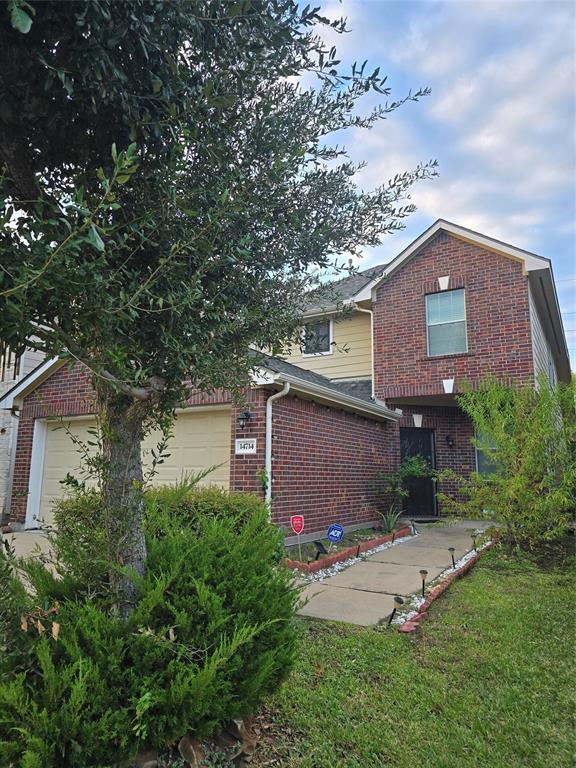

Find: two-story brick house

[292,219,571,517]
[1,220,570,537]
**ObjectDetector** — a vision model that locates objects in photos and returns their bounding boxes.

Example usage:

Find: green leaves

[87,225,105,253]
[8,0,34,34]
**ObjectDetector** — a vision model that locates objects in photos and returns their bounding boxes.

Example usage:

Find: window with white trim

[303,319,332,355]
[475,431,498,476]
[426,289,467,356]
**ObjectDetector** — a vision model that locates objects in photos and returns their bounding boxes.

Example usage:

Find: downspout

[265,382,290,510]
[353,304,375,398]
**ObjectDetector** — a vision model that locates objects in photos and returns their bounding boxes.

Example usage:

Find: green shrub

[0,488,299,767]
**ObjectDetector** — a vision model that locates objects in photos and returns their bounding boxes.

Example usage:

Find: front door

[400,427,437,517]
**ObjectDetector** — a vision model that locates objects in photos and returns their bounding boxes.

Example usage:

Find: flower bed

[284,526,412,573]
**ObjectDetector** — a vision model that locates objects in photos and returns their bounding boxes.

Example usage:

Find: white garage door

[36,408,231,526]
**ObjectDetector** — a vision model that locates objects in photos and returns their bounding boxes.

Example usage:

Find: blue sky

[316,0,575,365]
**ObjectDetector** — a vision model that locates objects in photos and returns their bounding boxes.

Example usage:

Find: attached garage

[33,407,232,527]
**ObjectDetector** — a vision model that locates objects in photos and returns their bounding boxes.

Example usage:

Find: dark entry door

[400,428,437,517]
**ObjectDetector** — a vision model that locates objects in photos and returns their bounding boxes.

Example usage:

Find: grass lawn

[253,540,575,768]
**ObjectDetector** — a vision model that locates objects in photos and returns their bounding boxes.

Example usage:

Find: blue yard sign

[327,523,344,543]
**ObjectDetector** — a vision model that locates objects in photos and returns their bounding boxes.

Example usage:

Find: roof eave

[260,369,400,422]
[0,357,63,410]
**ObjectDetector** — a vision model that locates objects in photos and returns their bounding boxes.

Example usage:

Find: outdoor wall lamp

[445,434,455,447]
[237,410,252,429]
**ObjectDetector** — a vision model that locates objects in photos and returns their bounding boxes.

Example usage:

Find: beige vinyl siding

[37,408,231,526]
[287,312,372,379]
[528,285,558,385]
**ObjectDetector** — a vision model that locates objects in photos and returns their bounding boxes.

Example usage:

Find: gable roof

[353,219,551,302]
[345,219,571,381]
[302,263,386,315]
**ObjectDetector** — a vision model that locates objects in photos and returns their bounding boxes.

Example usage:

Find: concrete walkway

[297,520,492,626]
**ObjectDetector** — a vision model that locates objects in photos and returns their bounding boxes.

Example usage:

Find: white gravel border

[301,531,419,585]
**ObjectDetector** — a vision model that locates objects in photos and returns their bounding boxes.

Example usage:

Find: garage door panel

[38,409,231,526]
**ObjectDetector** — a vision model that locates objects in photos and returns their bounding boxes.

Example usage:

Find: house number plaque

[235,438,257,455]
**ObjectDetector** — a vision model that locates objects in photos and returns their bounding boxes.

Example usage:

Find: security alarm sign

[290,515,304,535]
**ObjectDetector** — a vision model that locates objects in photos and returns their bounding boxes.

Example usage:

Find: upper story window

[303,319,332,356]
[426,289,467,356]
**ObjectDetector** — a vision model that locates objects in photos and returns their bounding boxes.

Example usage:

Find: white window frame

[426,289,468,357]
[302,318,333,357]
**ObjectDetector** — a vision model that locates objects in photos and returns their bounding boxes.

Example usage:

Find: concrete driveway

[297,520,492,626]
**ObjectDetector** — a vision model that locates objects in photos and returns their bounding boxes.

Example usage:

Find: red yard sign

[290,515,304,536]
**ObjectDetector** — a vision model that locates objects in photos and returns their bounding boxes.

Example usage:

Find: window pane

[304,320,330,354]
[426,289,465,325]
[476,448,498,475]
[428,321,467,356]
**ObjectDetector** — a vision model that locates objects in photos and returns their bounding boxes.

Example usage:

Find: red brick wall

[397,405,475,511]
[9,363,96,524]
[9,362,238,525]
[269,394,399,533]
[229,388,267,497]
[9,363,399,532]
[373,232,534,400]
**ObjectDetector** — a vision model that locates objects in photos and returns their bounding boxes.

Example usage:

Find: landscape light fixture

[387,595,405,626]
[237,410,252,429]
[448,546,456,568]
[471,532,477,551]
[419,569,428,598]
[445,434,455,447]
[313,540,328,561]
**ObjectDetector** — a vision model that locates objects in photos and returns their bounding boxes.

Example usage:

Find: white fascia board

[0,357,62,410]
[250,367,280,385]
[269,371,400,422]
[352,219,551,303]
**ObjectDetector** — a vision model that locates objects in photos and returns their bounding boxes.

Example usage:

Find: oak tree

[0,0,435,613]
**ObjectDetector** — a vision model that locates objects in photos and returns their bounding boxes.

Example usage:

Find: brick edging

[284,526,413,573]
[397,541,495,633]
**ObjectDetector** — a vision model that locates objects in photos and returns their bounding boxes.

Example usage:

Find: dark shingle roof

[303,263,387,312]
[249,350,375,405]
[328,378,373,401]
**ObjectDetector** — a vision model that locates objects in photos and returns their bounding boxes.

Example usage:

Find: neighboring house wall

[0,348,45,521]
[373,232,535,400]
[286,311,372,380]
[529,284,558,386]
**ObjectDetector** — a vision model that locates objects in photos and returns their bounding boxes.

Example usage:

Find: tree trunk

[97,384,148,619]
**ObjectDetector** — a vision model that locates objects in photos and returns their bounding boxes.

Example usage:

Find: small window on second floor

[303,319,332,355]
[426,289,467,356]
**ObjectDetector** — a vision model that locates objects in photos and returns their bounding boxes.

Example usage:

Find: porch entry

[399,427,437,517]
